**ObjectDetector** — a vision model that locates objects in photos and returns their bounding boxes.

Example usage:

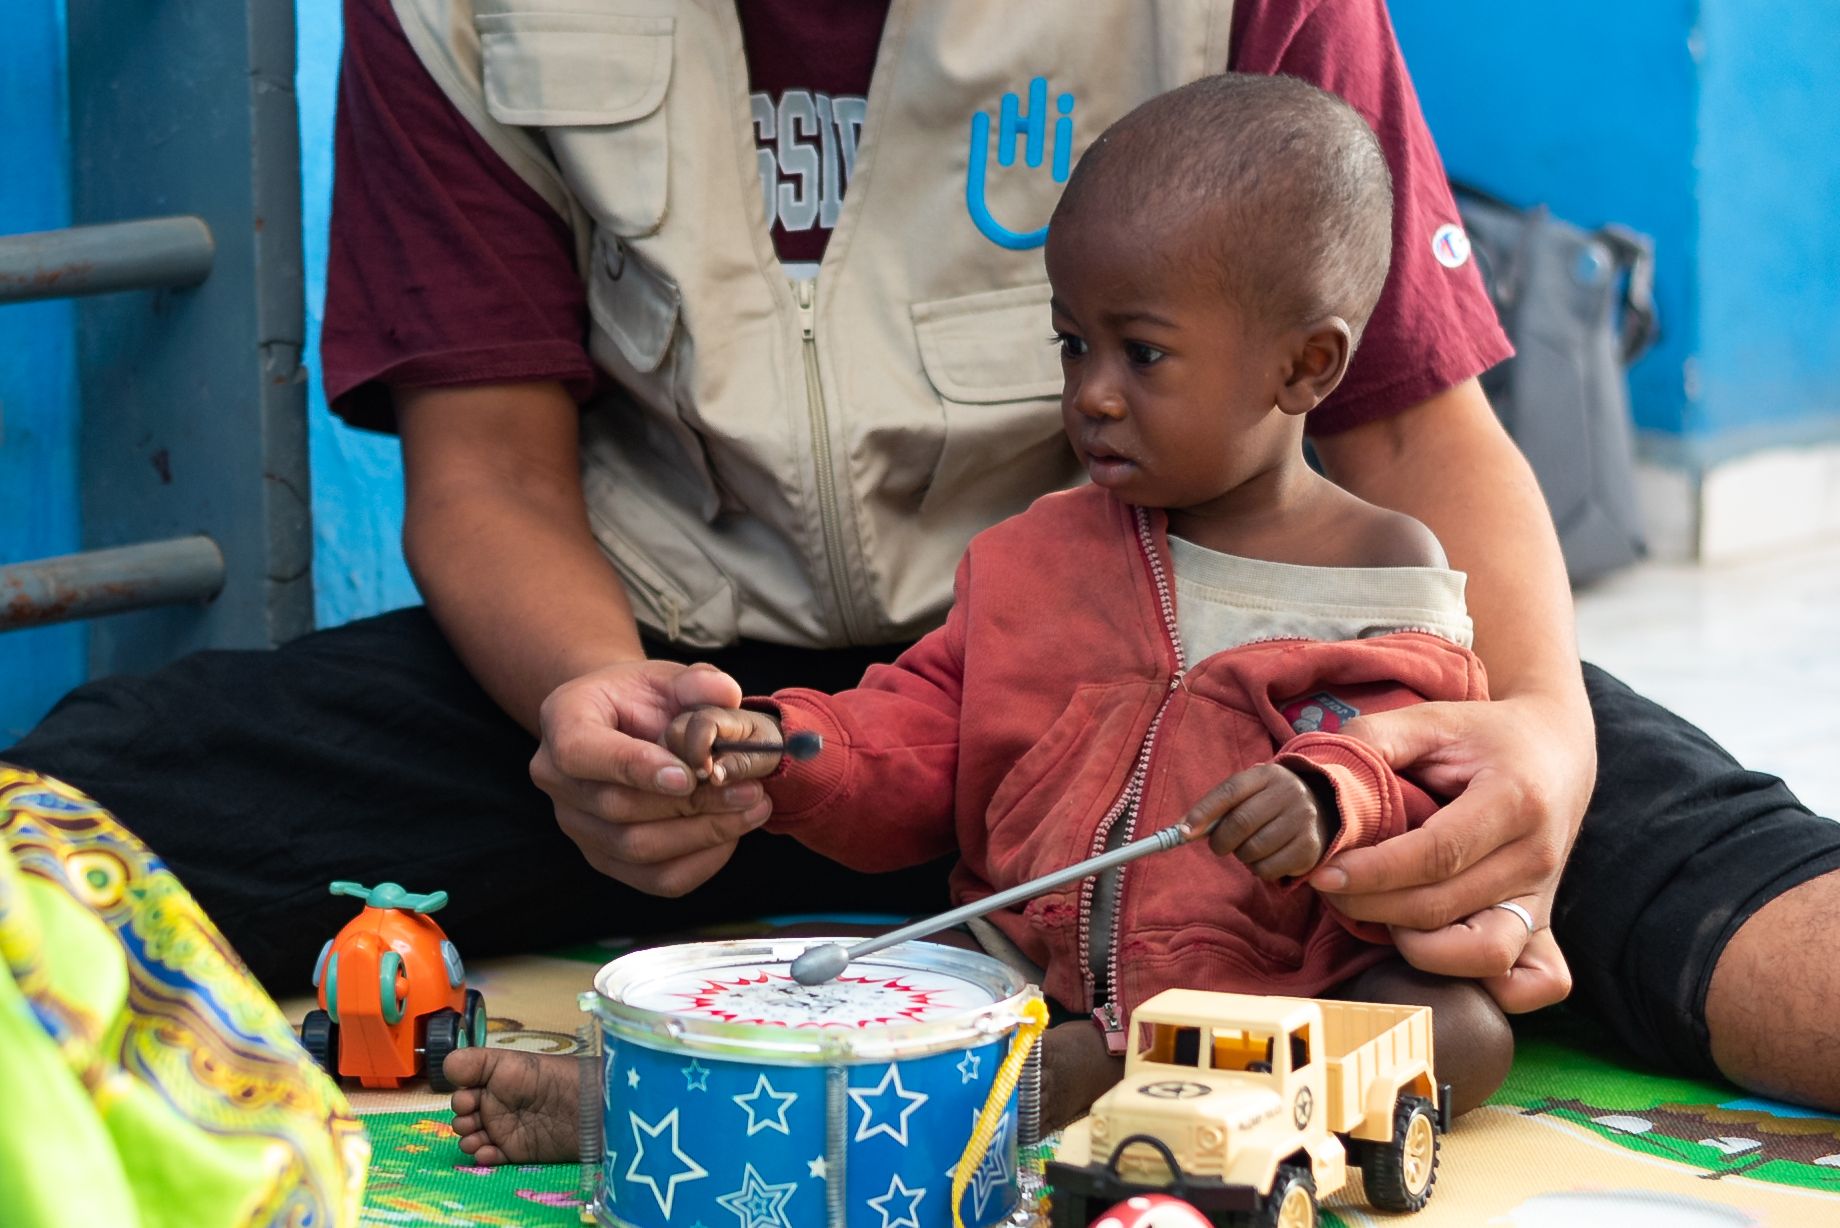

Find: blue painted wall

[1391,0,1703,441]
[0,0,80,742]
[1695,0,1840,461]
[1394,0,1840,463]
[298,4,419,631]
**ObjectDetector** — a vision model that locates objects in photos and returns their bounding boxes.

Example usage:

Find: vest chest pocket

[912,283,1081,516]
[585,231,733,522]
[476,7,672,236]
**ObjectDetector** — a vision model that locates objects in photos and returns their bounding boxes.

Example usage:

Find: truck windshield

[1135,1023,1276,1073]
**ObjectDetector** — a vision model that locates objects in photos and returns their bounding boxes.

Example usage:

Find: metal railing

[0,216,213,306]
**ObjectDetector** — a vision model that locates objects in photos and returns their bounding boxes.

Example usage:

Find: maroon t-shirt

[322,0,1510,436]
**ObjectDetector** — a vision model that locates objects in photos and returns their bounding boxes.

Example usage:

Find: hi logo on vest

[966,76,1076,250]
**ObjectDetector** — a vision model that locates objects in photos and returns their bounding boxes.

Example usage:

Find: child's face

[1045,212,1301,516]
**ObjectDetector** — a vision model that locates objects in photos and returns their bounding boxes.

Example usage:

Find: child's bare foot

[445,1048,583,1164]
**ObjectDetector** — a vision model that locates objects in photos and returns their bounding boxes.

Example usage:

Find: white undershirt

[1166,535,1473,659]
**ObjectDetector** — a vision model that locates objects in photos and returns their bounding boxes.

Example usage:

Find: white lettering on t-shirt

[751,90,867,234]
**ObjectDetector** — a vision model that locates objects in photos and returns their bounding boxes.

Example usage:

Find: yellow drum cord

[952,997,1050,1228]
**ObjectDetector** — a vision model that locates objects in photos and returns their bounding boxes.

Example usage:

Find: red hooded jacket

[758,485,1487,1026]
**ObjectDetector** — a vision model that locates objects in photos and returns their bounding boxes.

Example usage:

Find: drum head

[590,938,1031,1063]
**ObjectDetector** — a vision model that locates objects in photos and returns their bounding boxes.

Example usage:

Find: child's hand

[663,706,785,786]
[1185,764,1338,881]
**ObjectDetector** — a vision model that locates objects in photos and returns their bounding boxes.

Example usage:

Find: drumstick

[788,814,1221,985]
[710,730,823,761]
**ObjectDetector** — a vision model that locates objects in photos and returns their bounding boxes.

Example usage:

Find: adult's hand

[1309,692,1592,1012]
[530,660,774,897]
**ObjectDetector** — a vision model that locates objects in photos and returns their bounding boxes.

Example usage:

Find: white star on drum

[867,1172,927,1228]
[848,1064,929,1146]
[625,1107,708,1218]
[967,1113,1012,1217]
[714,1162,797,1228]
[732,1071,799,1136]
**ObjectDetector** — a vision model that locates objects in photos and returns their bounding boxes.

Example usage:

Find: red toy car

[299,881,486,1090]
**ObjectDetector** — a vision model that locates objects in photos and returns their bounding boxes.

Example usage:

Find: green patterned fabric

[1,766,369,1227]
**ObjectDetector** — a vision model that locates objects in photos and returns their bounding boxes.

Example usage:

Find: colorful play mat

[274,921,1840,1228]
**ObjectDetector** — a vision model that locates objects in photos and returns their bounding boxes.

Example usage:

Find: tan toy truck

[1046,989,1450,1228]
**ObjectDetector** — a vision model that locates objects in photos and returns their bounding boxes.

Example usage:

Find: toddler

[448,72,1513,1161]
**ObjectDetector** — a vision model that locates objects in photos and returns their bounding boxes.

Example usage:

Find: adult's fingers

[1315,841,1549,930]
[669,662,745,713]
[1388,896,1544,979]
[1338,702,1468,775]
[555,799,768,873]
[1482,928,1573,1014]
[539,717,698,796]
[565,775,766,826]
[1314,770,1565,901]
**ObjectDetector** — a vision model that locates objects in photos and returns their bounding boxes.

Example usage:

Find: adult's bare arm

[1311,377,1594,1011]
[397,382,771,894]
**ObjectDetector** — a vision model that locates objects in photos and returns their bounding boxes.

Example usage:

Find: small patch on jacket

[1282,692,1360,734]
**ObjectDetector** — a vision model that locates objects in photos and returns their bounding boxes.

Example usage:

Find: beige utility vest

[395,0,1235,647]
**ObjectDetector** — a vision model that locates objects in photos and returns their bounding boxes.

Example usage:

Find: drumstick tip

[789,942,849,985]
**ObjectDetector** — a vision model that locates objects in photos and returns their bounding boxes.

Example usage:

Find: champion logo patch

[1283,692,1360,734]
[1432,221,1472,269]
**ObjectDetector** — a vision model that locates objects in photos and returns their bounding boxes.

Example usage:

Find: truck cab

[1084,993,1341,1198]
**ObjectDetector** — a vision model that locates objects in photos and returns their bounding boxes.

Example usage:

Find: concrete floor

[1573,540,1840,820]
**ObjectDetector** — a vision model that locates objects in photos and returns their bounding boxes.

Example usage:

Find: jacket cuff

[1273,734,1403,867]
[750,691,849,819]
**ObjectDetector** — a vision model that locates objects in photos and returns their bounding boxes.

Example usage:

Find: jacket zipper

[1079,506,1188,1054]
[795,278,861,644]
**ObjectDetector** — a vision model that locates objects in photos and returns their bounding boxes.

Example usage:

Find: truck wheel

[424,1008,466,1092]
[463,988,488,1048]
[1251,1164,1316,1228]
[300,1009,339,1079]
[1362,1095,1438,1211]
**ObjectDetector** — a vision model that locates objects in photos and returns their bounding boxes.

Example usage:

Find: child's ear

[1275,317,1353,417]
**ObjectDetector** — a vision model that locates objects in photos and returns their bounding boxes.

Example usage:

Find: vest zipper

[1079,506,1187,1054]
[795,278,861,644]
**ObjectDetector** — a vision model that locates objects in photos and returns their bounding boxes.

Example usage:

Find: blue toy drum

[581,938,1043,1228]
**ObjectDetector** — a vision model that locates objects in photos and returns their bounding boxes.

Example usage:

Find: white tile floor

[1573,540,1840,819]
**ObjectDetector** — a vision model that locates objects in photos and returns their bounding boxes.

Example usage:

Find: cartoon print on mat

[472,1016,586,1055]
[1518,1096,1840,1188]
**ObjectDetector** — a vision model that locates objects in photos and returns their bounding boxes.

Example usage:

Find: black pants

[8,607,1839,1075]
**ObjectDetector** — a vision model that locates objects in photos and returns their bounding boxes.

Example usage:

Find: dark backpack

[1453,183,1661,585]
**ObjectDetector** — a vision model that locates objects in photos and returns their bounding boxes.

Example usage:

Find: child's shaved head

[1053,73,1395,343]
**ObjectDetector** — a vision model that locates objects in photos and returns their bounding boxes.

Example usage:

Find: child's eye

[1125,342,1166,366]
[1050,331,1087,359]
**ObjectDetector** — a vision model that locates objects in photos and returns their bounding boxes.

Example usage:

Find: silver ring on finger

[1492,900,1536,935]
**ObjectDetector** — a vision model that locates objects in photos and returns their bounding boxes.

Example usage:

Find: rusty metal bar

[0,216,214,305]
[0,536,225,631]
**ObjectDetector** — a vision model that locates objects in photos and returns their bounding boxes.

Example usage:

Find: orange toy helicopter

[299,881,486,1090]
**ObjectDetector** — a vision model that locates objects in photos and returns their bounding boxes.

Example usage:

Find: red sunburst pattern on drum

[667,967,963,1028]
